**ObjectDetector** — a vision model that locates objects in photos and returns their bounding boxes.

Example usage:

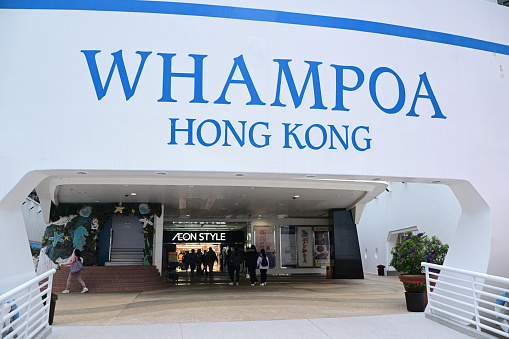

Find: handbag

[70,259,84,275]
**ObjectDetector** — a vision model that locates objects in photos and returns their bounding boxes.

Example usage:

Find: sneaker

[62,290,70,293]
[81,287,88,294]
[260,283,266,286]
[229,282,234,286]
[235,282,239,286]
[251,283,255,286]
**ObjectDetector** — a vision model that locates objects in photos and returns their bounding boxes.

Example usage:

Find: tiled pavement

[47,273,473,338]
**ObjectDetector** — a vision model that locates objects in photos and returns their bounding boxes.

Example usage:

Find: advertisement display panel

[280,226,297,267]
[314,227,331,266]
[254,226,275,252]
[297,227,313,267]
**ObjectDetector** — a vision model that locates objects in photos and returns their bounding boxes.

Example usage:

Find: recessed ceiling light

[76,171,88,175]
[293,195,300,199]
[189,185,194,188]
[235,173,245,177]
[130,193,137,196]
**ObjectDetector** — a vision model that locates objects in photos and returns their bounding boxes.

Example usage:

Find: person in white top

[256,249,269,286]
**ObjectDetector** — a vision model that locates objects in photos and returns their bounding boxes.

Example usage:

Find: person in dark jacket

[245,245,258,286]
[226,248,233,281]
[187,249,198,275]
[205,247,218,275]
[228,247,242,286]
[196,249,203,275]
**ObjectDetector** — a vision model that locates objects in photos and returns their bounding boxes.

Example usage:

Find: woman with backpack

[61,249,88,294]
[257,248,269,286]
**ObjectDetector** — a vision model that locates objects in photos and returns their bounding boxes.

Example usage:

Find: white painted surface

[22,198,48,245]
[358,182,461,274]
[1,0,509,293]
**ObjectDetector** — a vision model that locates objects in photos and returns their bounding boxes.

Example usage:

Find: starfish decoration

[114,204,125,213]
[49,231,64,247]
[63,235,71,241]
[139,216,154,229]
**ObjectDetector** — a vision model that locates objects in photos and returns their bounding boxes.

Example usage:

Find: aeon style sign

[82,50,446,151]
[164,231,245,243]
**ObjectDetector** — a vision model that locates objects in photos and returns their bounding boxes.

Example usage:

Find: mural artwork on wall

[41,203,161,266]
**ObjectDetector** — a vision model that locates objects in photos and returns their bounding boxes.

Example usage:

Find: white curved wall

[1,0,509,291]
[358,182,462,274]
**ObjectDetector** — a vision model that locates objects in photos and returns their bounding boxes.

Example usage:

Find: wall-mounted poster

[314,227,331,266]
[280,226,296,267]
[297,226,313,267]
[254,226,275,252]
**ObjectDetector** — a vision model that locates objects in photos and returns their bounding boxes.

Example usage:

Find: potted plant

[42,291,58,325]
[390,231,449,304]
[403,281,426,312]
[376,264,385,276]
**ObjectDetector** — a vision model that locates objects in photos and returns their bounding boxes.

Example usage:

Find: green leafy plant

[404,281,426,293]
[390,231,449,275]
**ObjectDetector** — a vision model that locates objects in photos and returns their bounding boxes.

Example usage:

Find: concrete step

[109,248,144,266]
[105,261,144,266]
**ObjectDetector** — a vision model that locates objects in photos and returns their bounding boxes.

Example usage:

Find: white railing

[423,262,509,338]
[1,269,56,339]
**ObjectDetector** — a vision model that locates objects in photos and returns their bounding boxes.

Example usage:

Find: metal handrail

[423,262,509,338]
[1,269,56,339]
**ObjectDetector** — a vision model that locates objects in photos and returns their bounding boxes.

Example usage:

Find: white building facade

[1,0,509,296]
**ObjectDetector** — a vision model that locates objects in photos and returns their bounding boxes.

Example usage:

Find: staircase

[52,265,168,292]
[106,248,144,266]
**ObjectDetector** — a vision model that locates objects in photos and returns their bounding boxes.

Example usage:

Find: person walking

[226,248,234,284]
[187,249,198,275]
[205,247,218,275]
[257,248,269,286]
[202,248,208,275]
[228,247,242,286]
[196,249,203,275]
[61,249,88,293]
[245,245,258,286]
